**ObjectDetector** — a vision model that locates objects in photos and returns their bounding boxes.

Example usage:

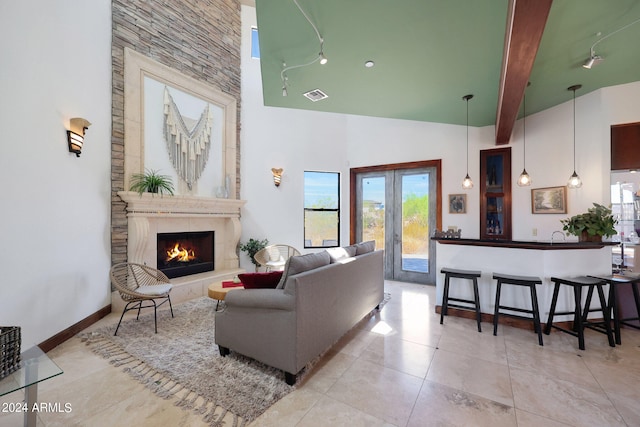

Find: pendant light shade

[517,84,531,186]
[567,84,583,189]
[462,94,474,190]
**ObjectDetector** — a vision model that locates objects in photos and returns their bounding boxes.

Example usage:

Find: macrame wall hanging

[163,86,213,190]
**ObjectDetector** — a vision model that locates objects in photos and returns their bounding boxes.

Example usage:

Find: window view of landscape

[362,174,429,273]
[304,171,340,247]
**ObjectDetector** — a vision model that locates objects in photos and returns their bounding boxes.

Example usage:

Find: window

[304,171,340,248]
[251,27,260,59]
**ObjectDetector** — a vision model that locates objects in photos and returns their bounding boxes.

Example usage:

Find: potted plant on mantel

[560,203,618,242]
[129,169,175,196]
[239,238,269,271]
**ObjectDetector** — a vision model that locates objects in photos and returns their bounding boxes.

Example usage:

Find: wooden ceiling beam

[495,0,553,145]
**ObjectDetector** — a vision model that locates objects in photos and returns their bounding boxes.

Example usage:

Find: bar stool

[543,276,615,350]
[492,273,543,346]
[440,268,482,332]
[588,273,640,345]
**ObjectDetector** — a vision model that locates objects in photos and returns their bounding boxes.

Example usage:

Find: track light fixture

[567,84,583,189]
[583,16,640,69]
[462,94,474,190]
[281,0,328,96]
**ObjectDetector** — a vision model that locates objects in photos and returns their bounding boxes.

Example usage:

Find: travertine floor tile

[326,358,423,426]
[5,280,639,427]
[408,381,516,427]
[426,348,514,407]
[510,366,626,427]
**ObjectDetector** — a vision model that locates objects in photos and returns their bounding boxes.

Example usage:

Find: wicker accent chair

[110,263,174,336]
[253,245,301,271]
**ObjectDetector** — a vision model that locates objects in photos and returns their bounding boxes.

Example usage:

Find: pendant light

[462,94,474,190]
[567,84,583,188]
[517,84,531,186]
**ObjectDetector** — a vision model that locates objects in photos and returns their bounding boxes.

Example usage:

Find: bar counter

[434,237,613,323]
[433,237,613,250]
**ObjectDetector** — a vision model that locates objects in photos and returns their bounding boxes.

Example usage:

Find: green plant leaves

[130,169,175,196]
[560,203,618,238]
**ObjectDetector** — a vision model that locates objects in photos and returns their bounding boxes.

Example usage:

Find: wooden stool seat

[492,273,543,346]
[440,268,482,332]
[543,276,614,350]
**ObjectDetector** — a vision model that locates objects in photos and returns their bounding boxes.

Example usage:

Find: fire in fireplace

[157,231,214,279]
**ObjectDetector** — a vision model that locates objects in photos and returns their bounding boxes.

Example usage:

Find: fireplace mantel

[117,191,246,217]
[117,190,245,278]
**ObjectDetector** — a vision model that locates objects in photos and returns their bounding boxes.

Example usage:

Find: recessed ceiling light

[364,60,375,68]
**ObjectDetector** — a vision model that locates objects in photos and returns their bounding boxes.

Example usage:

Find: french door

[352,161,440,284]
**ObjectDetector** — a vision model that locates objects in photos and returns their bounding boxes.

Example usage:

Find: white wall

[240,6,349,268]
[0,1,112,347]
[240,5,640,269]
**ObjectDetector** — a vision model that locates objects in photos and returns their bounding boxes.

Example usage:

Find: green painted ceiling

[255,0,640,129]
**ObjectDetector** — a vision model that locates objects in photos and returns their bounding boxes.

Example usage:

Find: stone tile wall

[111,0,241,265]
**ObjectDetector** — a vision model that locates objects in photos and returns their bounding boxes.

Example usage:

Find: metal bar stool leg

[530,284,543,346]
[609,283,621,345]
[473,278,482,332]
[573,285,585,351]
[544,281,561,335]
[440,274,451,325]
[596,284,615,347]
[493,280,502,336]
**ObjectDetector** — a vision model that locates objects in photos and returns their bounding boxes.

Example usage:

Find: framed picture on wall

[449,194,466,214]
[531,186,567,214]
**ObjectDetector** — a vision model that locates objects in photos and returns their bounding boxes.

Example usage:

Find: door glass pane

[486,196,504,236]
[362,176,385,250]
[401,173,429,273]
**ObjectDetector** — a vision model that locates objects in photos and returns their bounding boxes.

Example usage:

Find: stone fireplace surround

[111,48,244,312]
[112,192,245,311]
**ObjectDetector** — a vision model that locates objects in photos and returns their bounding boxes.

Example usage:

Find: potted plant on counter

[129,169,175,196]
[560,203,618,242]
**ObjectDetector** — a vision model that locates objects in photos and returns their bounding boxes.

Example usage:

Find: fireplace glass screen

[157,231,214,279]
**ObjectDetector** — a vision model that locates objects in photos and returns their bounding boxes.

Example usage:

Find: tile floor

[2,280,640,426]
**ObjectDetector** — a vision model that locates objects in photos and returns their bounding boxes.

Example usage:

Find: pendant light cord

[466,97,469,174]
[573,89,576,171]
[523,92,526,166]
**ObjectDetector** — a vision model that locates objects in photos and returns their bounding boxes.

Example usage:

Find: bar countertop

[433,237,615,250]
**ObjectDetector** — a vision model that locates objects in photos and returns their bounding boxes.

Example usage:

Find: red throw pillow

[238,271,283,289]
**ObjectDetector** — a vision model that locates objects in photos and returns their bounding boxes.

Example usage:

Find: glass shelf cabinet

[480,147,512,240]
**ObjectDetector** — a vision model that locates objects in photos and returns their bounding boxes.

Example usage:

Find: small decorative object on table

[0,326,21,380]
[433,229,462,239]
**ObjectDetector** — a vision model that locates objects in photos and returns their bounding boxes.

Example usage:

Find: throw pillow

[276,251,331,289]
[326,246,356,263]
[355,240,376,255]
[238,271,283,289]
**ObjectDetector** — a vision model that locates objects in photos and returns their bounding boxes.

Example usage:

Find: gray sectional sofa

[215,242,384,384]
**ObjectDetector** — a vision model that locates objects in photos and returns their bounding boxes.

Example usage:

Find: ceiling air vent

[303,89,328,102]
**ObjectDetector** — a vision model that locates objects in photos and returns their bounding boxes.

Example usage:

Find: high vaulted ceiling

[254,0,640,144]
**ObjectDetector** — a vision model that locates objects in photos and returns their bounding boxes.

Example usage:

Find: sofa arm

[223,288,294,311]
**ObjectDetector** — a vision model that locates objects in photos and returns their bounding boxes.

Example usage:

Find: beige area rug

[79,297,292,427]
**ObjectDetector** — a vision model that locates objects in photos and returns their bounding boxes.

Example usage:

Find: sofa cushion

[326,246,356,263]
[238,271,283,289]
[276,251,331,289]
[355,240,376,255]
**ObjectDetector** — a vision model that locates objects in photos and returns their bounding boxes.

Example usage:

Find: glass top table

[0,345,63,426]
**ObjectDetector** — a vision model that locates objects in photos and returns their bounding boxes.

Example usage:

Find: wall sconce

[67,117,91,157]
[271,168,283,187]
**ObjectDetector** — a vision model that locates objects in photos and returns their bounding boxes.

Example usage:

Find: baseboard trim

[435,305,576,331]
[39,305,112,353]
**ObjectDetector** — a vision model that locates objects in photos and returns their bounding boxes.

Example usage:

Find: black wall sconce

[67,117,91,157]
